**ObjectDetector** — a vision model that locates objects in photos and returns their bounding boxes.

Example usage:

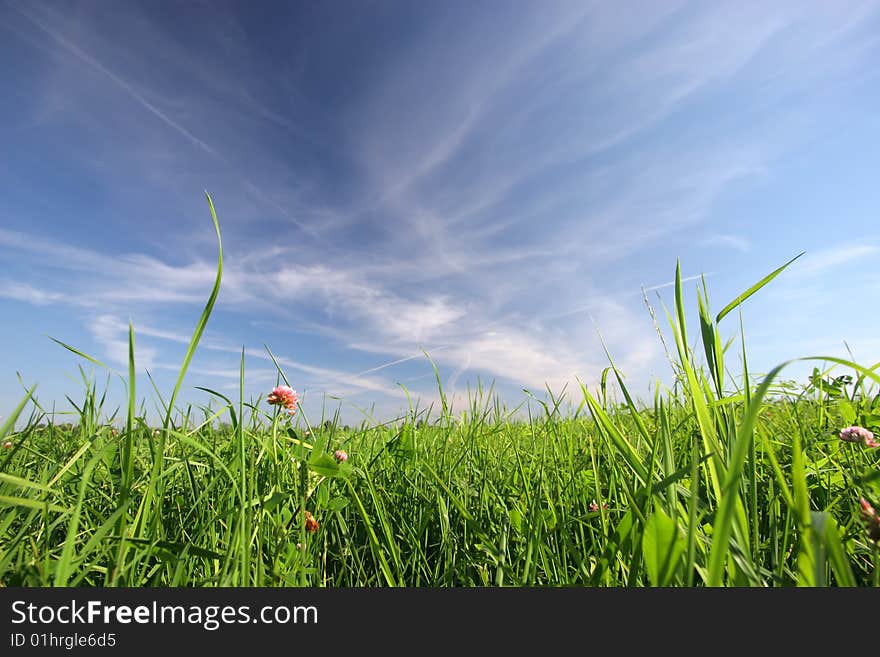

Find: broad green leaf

[816,513,855,587]
[395,423,416,459]
[308,453,341,478]
[642,508,685,587]
[326,497,350,513]
[509,508,523,532]
[837,400,856,426]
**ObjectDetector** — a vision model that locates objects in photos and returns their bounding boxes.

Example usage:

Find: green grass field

[1,195,878,587]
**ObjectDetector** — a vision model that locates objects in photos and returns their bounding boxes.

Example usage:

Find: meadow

[1,195,878,587]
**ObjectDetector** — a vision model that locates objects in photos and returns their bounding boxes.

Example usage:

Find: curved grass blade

[140,191,223,537]
[0,385,37,440]
[263,344,291,388]
[715,252,804,324]
[162,191,223,427]
[46,337,109,370]
[193,386,238,429]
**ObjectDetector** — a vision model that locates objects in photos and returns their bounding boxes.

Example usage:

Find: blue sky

[1,0,879,427]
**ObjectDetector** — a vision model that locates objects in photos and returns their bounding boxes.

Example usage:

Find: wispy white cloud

[0,221,658,397]
[793,245,878,276]
[88,314,159,370]
[63,310,415,401]
[356,347,449,377]
[702,235,750,253]
[9,2,221,157]
[0,281,66,305]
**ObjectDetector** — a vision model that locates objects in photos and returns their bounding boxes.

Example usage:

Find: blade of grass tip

[591,323,654,452]
[144,369,170,424]
[46,336,110,370]
[674,259,688,353]
[600,367,610,407]
[423,350,449,419]
[1,385,37,440]
[715,252,804,324]
[263,344,291,388]
[193,387,238,430]
[663,284,723,502]
[697,280,725,397]
[578,382,649,486]
[16,371,47,414]
[669,268,716,411]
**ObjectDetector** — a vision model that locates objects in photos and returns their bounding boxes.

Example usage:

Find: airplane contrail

[10,2,221,158]
[642,272,711,292]
[356,346,448,376]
